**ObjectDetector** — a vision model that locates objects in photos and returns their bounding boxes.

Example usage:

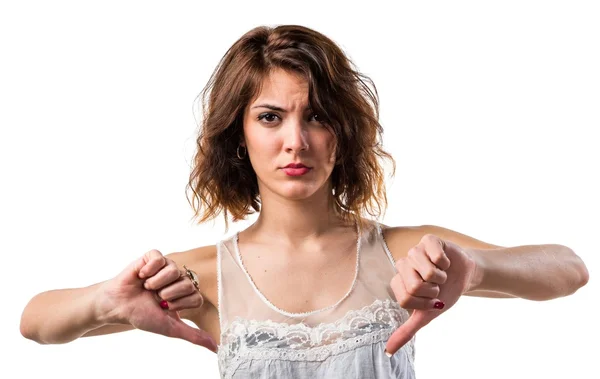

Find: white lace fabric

[216,221,416,379]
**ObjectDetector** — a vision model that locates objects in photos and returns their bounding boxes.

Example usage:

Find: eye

[257,112,280,124]
[309,113,326,125]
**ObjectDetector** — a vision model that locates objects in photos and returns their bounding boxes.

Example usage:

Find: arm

[383,224,589,300]
[20,245,218,345]
[384,224,512,298]
[420,224,589,300]
[384,224,589,354]
[465,244,589,301]
[20,281,116,344]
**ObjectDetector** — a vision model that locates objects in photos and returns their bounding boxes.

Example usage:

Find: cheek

[247,131,280,164]
[253,135,280,153]
[324,135,337,164]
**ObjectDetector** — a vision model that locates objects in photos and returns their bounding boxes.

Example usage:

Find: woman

[20,25,589,379]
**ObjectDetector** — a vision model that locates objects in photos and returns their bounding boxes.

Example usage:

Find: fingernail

[434,301,445,310]
[384,349,393,358]
[160,300,169,309]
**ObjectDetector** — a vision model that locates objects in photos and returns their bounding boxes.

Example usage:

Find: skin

[21,68,588,358]
[241,68,337,203]
[78,69,514,344]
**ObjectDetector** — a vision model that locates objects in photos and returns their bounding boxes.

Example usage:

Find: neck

[249,184,350,246]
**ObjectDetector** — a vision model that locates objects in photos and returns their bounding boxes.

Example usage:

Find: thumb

[166,316,219,352]
[385,310,431,356]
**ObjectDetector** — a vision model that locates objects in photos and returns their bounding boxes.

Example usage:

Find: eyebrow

[251,104,312,112]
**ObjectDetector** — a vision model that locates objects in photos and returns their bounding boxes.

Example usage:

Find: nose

[283,118,309,154]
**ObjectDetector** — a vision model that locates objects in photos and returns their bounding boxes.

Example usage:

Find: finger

[422,235,451,270]
[391,274,442,310]
[157,277,202,302]
[138,249,167,279]
[166,317,218,352]
[399,264,440,299]
[131,256,148,278]
[144,262,182,290]
[161,292,204,311]
[408,246,447,284]
[131,251,161,278]
[385,311,431,356]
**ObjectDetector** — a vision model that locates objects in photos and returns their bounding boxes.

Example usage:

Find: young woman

[20,25,589,379]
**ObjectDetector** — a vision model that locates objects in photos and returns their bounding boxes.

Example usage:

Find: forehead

[250,68,309,106]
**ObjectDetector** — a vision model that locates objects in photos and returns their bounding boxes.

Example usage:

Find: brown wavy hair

[186,25,395,229]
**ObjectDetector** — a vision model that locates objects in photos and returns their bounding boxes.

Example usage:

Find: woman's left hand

[385,234,479,356]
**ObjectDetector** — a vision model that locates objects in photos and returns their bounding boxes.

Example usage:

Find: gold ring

[183,265,200,292]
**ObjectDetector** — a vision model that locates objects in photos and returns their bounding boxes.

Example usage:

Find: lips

[281,163,311,176]
[283,163,309,169]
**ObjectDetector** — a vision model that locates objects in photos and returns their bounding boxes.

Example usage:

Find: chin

[278,185,319,200]
[274,181,325,200]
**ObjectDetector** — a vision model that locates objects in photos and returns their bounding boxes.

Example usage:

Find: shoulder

[380,224,428,261]
[381,223,503,261]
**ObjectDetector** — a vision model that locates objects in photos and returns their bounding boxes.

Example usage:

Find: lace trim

[232,225,362,318]
[217,298,414,379]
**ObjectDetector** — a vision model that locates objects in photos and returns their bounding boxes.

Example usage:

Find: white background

[2,1,598,378]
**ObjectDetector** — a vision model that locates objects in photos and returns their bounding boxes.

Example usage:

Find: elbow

[575,255,589,289]
[20,314,39,343]
[563,248,589,296]
[19,319,29,340]
[20,320,49,345]
[20,302,46,344]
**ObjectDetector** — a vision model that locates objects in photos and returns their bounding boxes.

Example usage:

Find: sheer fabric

[216,221,416,378]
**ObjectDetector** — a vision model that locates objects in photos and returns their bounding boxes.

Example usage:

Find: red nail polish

[160,300,169,309]
[433,301,445,310]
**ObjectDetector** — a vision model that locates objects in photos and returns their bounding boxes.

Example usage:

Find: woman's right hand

[95,249,217,352]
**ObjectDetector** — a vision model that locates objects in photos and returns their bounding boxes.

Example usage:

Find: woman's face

[242,68,337,201]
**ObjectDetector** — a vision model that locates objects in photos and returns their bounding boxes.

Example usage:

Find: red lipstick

[282,162,311,176]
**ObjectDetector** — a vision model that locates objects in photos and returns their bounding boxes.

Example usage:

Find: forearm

[20,282,112,344]
[466,244,589,301]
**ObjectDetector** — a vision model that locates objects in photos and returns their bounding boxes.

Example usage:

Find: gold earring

[237,145,247,159]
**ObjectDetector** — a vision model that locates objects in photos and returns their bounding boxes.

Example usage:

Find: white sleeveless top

[216,221,416,378]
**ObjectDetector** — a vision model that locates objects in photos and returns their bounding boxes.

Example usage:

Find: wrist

[91,281,123,326]
[464,248,488,293]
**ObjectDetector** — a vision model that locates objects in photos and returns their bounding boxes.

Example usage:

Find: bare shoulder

[165,245,220,341]
[381,225,427,261]
[382,224,504,261]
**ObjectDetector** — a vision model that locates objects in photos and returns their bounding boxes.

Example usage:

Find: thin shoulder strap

[216,235,261,330]
[376,222,397,269]
[216,240,224,329]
